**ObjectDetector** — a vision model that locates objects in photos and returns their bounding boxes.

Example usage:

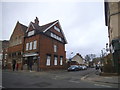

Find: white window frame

[54,26,60,32]
[50,33,62,42]
[26,43,29,51]
[0,54,2,60]
[46,55,51,66]
[54,45,57,52]
[54,34,57,39]
[54,56,58,65]
[28,30,35,37]
[5,54,7,59]
[60,57,63,65]
[51,33,54,37]
[33,40,37,50]
[29,42,33,50]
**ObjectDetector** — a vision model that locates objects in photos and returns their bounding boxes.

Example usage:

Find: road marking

[81,75,89,80]
[94,84,112,88]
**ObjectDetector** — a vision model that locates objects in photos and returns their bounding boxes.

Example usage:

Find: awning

[23,53,38,57]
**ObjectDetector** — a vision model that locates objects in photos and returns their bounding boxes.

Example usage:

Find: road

[2,68,118,88]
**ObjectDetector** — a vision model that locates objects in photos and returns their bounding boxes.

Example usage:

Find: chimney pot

[34,17,39,25]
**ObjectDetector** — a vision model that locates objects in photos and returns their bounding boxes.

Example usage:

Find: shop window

[26,43,29,51]
[33,40,37,49]
[54,56,58,65]
[46,55,51,66]
[60,57,63,65]
[29,42,33,50]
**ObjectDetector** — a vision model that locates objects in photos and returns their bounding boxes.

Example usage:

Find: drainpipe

[22,36,25,70]
[37,34,41,71]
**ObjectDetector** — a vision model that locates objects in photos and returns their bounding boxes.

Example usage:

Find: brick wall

[39,34,66,70]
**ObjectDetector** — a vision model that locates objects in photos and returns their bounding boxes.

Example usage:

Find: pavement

[82,71,120,85]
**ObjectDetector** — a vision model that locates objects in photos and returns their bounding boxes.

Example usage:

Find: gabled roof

[26,19,67,44]
[10,21,27,40]
[72,53,83,60]
[71,53,85,64]
[26,20,57,32]
[42,20,58,32]
[19,23,28,33]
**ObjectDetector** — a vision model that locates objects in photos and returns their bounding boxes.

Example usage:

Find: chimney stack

[34,17,39,25]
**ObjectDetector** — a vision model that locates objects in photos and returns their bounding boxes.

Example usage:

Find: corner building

[23,17,67,71]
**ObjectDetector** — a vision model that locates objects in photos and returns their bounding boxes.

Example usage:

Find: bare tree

[85,54,96,61]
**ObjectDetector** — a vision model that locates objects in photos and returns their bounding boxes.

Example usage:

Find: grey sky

[1,1,109,58]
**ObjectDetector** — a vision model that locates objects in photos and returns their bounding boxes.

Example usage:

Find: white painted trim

[43,20,59,33]
[23,53,38,57]
[58,21,68,44]
[26,22,35,32]
[31,23,35,29]
[43,20,67,44]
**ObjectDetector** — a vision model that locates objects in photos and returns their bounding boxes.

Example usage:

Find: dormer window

[50,32,62,42]
[54,26,60,32]
[28,30,35,37]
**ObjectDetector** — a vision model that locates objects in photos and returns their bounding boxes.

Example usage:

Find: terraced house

[8,17,67,71]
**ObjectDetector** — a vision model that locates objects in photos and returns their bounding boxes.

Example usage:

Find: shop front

[23,53,39,71]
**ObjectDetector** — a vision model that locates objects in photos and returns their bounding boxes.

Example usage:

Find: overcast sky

[0,1,109,58]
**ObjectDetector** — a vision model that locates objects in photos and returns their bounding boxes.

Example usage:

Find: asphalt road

[2,68,118,88]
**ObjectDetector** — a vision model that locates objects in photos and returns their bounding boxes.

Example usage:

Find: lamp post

[100,48,107,67]
[101,50,104,67]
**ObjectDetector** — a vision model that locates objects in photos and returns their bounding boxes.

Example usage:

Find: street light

[100,48,107,66]
[101,50,104,66]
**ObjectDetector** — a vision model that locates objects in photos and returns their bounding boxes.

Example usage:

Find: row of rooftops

[9,17,67,44]
[1,17,68,52]
[16,17,59,33]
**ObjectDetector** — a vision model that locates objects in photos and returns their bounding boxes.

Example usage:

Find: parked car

[78,65,83,70]
[82,65,87,70]
[78,65,87,70]
[68,65,79,71]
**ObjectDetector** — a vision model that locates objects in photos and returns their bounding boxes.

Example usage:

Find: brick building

[8,21,27,69]
[23,17,67,71]
[8,17,67,71]
[0,40,9,69]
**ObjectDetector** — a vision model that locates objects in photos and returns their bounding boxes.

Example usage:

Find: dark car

[68,65,79,71]
[78,65,87,70]
[78,65,83,70]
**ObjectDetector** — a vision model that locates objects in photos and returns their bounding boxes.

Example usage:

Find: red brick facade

[7,21,27,70]
[23,17,67,71]
[7,17,67,71]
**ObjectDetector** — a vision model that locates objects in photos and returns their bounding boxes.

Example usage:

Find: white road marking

[94,84,112,88]
[81,75,89,80]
